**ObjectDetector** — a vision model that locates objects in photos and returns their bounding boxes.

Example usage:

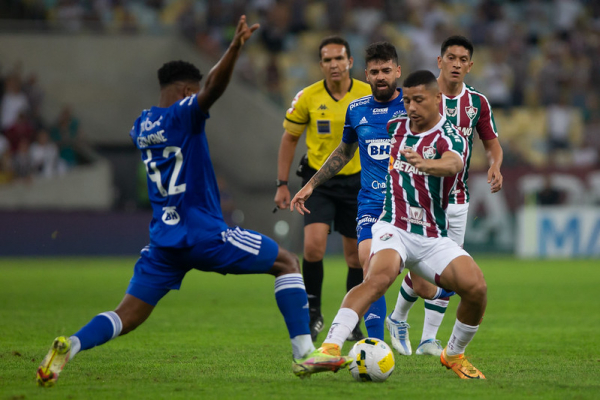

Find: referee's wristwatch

[276,179,288,187]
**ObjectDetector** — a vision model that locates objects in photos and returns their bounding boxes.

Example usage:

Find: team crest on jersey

[445,107,457,117]
[162,206,180,225]
[380,233,393,241]
[422,146,436,159]
[465,106,478,120]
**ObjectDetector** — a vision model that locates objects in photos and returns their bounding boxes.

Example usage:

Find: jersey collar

[406,114,446,136]
[323,79,353,102]
[442,82,466,100]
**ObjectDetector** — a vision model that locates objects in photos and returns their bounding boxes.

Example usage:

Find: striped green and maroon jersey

[440,83,498,204]
[381,116,467,238]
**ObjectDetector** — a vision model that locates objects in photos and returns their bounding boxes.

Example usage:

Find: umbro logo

[318,104,328,110]
[359,116,368,125]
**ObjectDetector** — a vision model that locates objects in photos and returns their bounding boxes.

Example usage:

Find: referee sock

[391,274,418,322]
[346,267,363,292]
[72,311,123,356]
[274,273,313,359]
[302,259,323,315]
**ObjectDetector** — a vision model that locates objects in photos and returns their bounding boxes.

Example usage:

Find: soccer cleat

[385,315,412,355]
[415,339,443,356]
[292,345,353,378]
[36,336,72,387]
[347,324,365,342]
[309,312,324,342]
[440,347,486,379]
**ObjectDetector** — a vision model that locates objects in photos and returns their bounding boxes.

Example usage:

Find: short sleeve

[438,125,467,164]
[476,95,498,140]
[171,94,209,133]
[342,108,357,144]
[282,89,309,136]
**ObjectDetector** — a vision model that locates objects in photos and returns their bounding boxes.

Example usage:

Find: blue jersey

[342,91,406,217]
[130,94,227,248]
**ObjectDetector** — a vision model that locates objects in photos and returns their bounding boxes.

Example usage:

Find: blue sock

[274,273,310,338]
[364,295,386,340]
[73,311,123,351]
[432,287,455,299]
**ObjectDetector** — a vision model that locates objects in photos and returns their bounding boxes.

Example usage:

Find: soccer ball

[348,338,395,382]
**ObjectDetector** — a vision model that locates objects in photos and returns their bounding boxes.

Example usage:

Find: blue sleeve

[342,107,357,144]
[171,94,210,134]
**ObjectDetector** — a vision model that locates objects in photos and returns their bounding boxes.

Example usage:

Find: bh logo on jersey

[368,141,391,160]
[162,206,181,225]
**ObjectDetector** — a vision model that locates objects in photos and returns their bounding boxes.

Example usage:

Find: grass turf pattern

[1,256,599,399]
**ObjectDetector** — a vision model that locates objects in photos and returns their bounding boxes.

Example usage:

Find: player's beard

[373,81,397,102]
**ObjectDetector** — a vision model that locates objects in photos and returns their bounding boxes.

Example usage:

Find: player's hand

[290,186,314,215]
[274,186,291,212]
[487,165,503,193]
[232,15,259,48]
[400,148,428,172]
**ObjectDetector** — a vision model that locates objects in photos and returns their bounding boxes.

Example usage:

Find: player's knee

[273,248,300,275]
[460,278,487,303]
[303,240,326,261]
[363,273,394,299]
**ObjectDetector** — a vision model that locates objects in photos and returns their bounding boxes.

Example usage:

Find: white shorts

[447,203,469,247]
[370,220,470,285]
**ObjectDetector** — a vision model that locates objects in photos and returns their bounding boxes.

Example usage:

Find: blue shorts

[127,227,279,305]
[356,213,380,244]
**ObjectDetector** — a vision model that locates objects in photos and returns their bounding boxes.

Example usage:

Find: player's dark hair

[158,60,203,87]
[365,41,398,65]
[441,35,474,58]
[403,70,438,89]
[319,36,351,60]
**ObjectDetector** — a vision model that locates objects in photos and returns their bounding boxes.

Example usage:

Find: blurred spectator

[546,93,575,155]
[50,106,81,167]
[30,128,68,178]
[22,73,45,128]
[537,42,570,106]
[265,54,283,105]
[536,176,564,205]
[1,74,29,130]
[4,111,35,152]
[12,138,33,180]
[55,0,85,32]
[480,49,514,110]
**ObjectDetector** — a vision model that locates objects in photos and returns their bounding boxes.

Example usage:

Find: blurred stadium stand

[0,0,598,257]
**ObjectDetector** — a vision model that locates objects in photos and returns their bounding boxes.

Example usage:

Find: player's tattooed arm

[308,141,358,188]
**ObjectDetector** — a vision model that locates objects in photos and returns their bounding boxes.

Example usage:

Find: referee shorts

[302,167,360,239]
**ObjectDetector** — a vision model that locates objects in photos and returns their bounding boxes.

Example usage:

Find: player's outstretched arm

[482,138,503,193]
[401,148,463,177]
[197,15,259,112]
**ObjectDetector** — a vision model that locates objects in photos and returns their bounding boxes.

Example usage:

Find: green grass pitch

[1,256,599,399]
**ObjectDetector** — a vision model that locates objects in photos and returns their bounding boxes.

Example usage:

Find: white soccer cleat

[415,339,443,356]
[385,315,412,356]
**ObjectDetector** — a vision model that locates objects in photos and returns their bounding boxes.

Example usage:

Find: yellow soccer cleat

[440,347,485,380]
[292,344,352,378]
[37,336,71,387]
